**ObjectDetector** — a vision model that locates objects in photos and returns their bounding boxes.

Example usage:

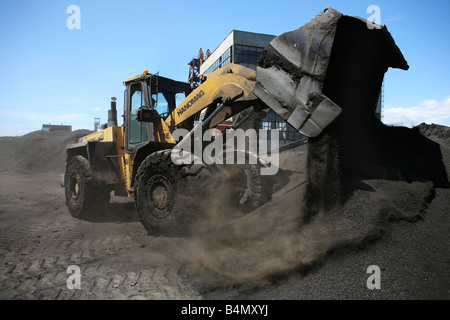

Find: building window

[260,111,304,146]
[204,47,232,74]
[234,44,264,69]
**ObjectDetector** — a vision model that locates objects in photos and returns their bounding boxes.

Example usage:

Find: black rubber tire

[64,155,110,219]
[135,150,187,236]
[135,150,270,237]
[201,163,268,217]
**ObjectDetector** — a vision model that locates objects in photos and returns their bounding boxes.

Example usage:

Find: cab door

[124,80,155,151]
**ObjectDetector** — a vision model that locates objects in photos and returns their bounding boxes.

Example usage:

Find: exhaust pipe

[107,97,118,127]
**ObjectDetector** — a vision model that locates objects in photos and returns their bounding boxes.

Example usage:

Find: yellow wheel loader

[65,62,275,235]
[64,8,415,235]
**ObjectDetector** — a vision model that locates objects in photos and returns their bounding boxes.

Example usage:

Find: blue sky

[0,0,449,136]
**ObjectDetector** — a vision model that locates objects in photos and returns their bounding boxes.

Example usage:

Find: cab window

[152,92,169,118]
[129,84,152,145]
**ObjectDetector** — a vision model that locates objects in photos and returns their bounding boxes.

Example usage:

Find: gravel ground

[0,127,448,300]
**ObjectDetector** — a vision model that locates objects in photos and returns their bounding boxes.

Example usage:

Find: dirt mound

[178,125,449,285]
[0,125,448,292]
[181,155,435,285]
[0,130,91,174]
[416,123,450,147]
[0,126,448,299]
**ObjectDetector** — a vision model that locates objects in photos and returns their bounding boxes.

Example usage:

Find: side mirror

[136,108,159,122]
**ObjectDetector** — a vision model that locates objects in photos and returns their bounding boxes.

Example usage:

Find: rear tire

[64,156,110,219]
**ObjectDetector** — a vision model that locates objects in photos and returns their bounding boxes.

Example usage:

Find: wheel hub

[151,183,169,210]
[69,174,80,201]
[146,175,173,218]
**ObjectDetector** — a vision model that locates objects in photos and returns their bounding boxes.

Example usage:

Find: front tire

[135,150,270,237]
[64,155,110,219]
[135,150,186,236]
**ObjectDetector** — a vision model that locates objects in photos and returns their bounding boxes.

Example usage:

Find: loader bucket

[254,7,408,137]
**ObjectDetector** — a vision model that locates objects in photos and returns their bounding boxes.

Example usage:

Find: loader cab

[127,81,151,146]
[123,71,191,152]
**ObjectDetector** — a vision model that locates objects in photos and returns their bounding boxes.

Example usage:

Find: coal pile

[0,124,448,290]
[181,151,439,285]
[416,123,450,147]
[179,123,449,286]
[0,129,91,174]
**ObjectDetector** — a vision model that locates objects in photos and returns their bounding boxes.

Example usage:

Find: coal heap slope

[416,123,450,147]
[0,129,92,174]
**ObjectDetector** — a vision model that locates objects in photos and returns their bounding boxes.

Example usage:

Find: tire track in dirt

[0,221,200,300]
[2,256,198,299]
[0,173,200,299]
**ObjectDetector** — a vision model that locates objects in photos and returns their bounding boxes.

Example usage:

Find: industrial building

[189,29,383,149]
[199,30,275,74]
[41,124,72,132]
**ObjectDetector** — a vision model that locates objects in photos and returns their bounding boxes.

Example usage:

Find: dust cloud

[179,151,436,286]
